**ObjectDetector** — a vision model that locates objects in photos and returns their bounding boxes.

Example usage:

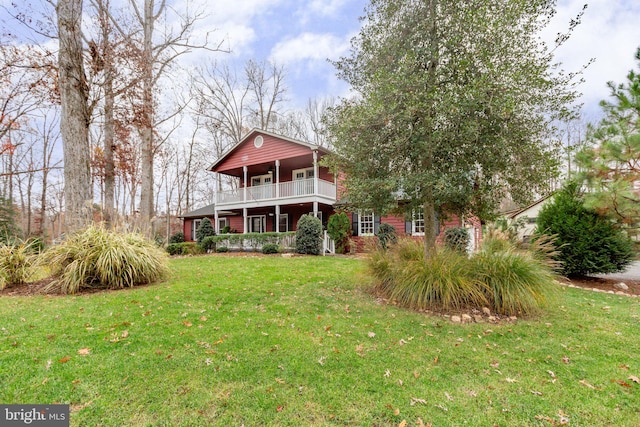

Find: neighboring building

[506,195,552,241]
[181,129,481,251]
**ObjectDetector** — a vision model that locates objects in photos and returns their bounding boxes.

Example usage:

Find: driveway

[592,261,640,282]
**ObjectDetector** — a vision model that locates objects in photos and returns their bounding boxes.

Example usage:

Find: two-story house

[182,128,481,251]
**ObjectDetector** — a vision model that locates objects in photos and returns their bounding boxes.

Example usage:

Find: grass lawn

[1,255,639,426]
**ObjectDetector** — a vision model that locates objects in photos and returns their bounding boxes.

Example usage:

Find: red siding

[215,133,314,173]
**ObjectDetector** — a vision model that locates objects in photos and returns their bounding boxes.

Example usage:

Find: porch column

[243,165,248,202]
[275,159,280,198]
[313,151,319,195]
[214,172,219,205]
[214,210,219,234]
[275,205,280,233]
[243,208,248,234]
[313,201,318,218]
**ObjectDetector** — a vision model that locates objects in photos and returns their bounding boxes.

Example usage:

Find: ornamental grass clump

[44,225,169,294]
[368,239,487,311]
[0,240,39,289]
[472,248,558,316]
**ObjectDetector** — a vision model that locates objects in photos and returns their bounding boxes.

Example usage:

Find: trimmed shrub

[296,214,322,255]
[444,227,470,253]
[169,231,185,244]
[261,243,279,254]
[472,248,558,316]
[327,213,351,254]
[376,223,398,249]
[195,218,216,245]
[200,235,217,252]
[0,240,38,289]
[536,181,634,276]
[216,246,229,253]
[166,242,203,256]
[43,225,169,294]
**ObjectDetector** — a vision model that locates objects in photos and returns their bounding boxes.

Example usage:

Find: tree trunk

[138,0,155,234]
[57,0,93,233]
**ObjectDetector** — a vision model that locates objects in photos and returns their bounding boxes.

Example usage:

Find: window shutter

[374,215,381,234]
[405,220,412,234]
[352,213,359,236]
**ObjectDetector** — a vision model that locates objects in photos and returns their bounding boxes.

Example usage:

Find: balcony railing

[217,178,336,205]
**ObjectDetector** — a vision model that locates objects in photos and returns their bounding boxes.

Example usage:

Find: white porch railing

[323,230,335,255]
[217,178,336,205]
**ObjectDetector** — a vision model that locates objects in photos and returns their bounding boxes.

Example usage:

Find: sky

[2,0,639,123]
[193,0,640,122]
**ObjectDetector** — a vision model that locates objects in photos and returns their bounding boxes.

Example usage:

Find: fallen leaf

[276,405,283,412]
[200,316,207,321]
[410,397,427,406]
[183,321,192,327]
[368,332,376,338]
[505,377,517,383]
[398,420,406,427]
[445,392,453,401]
[613,379,631,388]
[384,369,391,377]
[579,379,596,389]
[59,356,71,364]
[433,356,439,364]
[413,371,420,379]
[77,348,90,355]
[393,408,400,416]
[72,379,81,384]
[275,378,285,384]
[45,360,52,370]
[530,390,543,396]
[562,356,570,364]
[628,375,640,384]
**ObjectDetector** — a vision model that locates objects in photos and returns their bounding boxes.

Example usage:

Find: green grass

[1,255,640,426]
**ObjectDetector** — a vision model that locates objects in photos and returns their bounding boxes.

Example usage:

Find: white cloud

[268,32,350,65]
[547,0,640,119]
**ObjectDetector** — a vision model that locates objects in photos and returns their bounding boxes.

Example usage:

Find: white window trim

[358,211,375,236]
[278,214,288,232]
[292,167,314,180]
[248,215,266,233]
[218,217,229,231]
[251,174,272,186]
[412,211,425,236]
[192,219,202,240]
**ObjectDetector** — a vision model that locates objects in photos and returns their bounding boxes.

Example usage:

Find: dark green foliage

[216,246,229,253]
[536,181,635,276]
[327,213,351,254]
[295,214,322,255]
[200,236,217,252]
[261,243,279,254]
[0,197,19,244]
[169,231,185,244]
[220,225,231,234]
[376,222,397,249]
[166,242,204,256]
[195,218,215,244]
[444,227,470,253]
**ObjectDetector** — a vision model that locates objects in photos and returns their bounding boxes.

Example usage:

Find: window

[358,211,375,236]
[248,215,266,233]
[250,174,273,199]
[218,217,229,232]
[412,211,425,235]
[191,219,202,240]
[278,214,288,232]
[293,168,315,195]
[309,211,323,222]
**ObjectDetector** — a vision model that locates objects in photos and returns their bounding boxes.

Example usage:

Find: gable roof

[180,204,216,219]
[507,194,554,219]
[208,128,331,173]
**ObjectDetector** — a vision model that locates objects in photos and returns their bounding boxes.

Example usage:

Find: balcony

[217,178,337,208]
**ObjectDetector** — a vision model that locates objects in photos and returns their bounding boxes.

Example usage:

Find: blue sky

[196,0,640,121]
